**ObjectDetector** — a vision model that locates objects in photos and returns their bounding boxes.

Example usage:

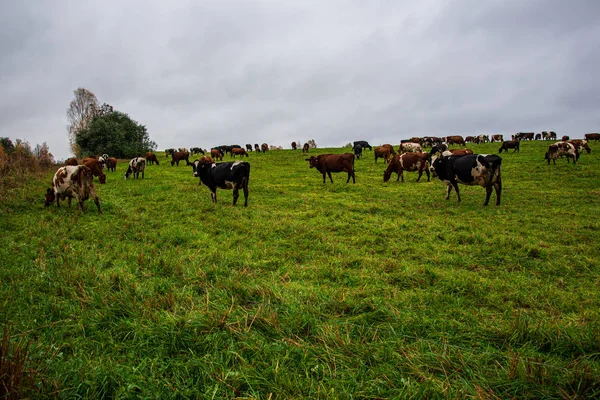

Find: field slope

[1,141,599,398]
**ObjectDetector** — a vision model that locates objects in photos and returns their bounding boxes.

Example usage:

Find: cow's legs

[211,190,217,203]
[484,185,493,206]
[90,188,102,213]
[322,173,326,184]
[445,183,452,200]
[425,168,430,182]
[494,178,502,206]
[243,181,249,207]
[327,171,333,183]
[400,171,404,182]
[416,169,423,182]
[232,187,239,206]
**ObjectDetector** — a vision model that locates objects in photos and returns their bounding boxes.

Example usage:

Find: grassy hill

[1,140,599,398]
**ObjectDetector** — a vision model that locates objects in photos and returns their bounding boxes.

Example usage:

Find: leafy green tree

[75,109,157,158]
[0,137,15,154]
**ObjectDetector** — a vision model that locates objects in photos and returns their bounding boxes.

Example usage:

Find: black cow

[353,140,372,151]
[498,140,520,153]
[431,154,502,206]
[190,147,204,155]
[246,144,253,152]
[353,144,363,159]
[191,157,250,206]
[254,144,261,153]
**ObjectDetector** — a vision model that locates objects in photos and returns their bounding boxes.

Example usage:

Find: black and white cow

[191,157,250,206]
[125,157,146,179]
[431,154,502,206]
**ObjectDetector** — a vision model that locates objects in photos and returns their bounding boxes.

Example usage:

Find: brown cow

[546,142,578,164]
[584,133,599,141]
[145,152,160,165]
[171,151,190,166]
[44,165,101,213]
[231,148,249,157]
[383,152,430,183]
[465,136,475,143]
[498,140,520,153]
[302,143,309,153]
[561,135,570,141]
[381,144,397,155]
[446,135,466,146]
[65,157,78,166]
[261,143,269,153]
[491,134,503,143]
[82,158,106,184]
[306,153,355,183]
[568,139,591,154]
[210,149,223,161]
[374,146,392,163]
[291,142,297,150]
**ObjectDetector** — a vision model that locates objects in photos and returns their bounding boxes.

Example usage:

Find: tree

[34,142,55,166]
[67,88,99,156]
[0,137,15,154]
[75,110,157,158]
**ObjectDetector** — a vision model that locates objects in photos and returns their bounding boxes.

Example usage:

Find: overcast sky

[1,0,599,160]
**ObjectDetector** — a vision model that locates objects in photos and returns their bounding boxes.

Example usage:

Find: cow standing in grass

[82,158,106,184]
[498,140,520,153]
[45,165,101,213]
[125,157,146,179]
[145,152,160,165]
[383,152,430,183]
[306,153,355,184]
[192,156,250,206]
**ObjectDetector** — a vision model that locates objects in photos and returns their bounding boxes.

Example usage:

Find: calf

[145,152,160,165]
[399,142,422,153]
[192,157,250,206]
[306,153,355,184]
[291,142,298,150]
[431,154,502,206]
[374,146,392,163]
[105,157,117,172]
[498,140,520,153]
[44,165,101,213]
[210,149,223,161]
[82,158,106,184]
[65,157,78,166]
[231,147,249,157]
[446,135,466,146]
[125,157,146,179]
[302,143,309,153]
[353,144,362,159]
[584,133,600,142]
[171,151,190,166]
[353,140,372,151]
[546,142,578,164]
[383,152,430,183]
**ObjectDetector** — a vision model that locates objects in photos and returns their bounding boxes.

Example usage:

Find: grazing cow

[291,142,298,150]
[491,134,503,143]
[498,140,520,153]
[465,136,475,143]
[145,152,160,165]
[353,144,362,159]
[353,141,372,151]
[82,158,106,184]
[545,142,578,165]
[65,157,78,166]
[517,132,535,141]
[125,157,146,179]
[44,165,101,213]
[534,133,541,140]
[171,151,190,166]
[261,143,269,153]
[383,152,430,183]
[254,143,260,152]
[105,157,117,172]
[231,147,249,157]
[192,157,250,206]
[302,143,309,153]
[165,148,176,158]
[431,154,502,206]
[306,153,355,184]
[374,146,392,163]
[584,133,600,141]
[190,147,205,155]
[210,149,223,161]
[542,132,557,141]
[399,142,422,153]
[246,144,253,152]
[476,134,490,144]
[381,144,396,155]
[568,139,591,154]
[446,135,466,146]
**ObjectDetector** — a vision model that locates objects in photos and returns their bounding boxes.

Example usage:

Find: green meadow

[1,140,599,398]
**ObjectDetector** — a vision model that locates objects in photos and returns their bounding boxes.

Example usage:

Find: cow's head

[305,156,318,168]
[44,188,55,206]
[430,156,447,179]
[124,166,132,179]
[98,173,106,184]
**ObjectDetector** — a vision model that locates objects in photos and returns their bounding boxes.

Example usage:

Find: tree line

[67,88,156,158]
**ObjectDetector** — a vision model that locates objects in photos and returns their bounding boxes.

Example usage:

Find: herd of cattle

[43,132,598,212]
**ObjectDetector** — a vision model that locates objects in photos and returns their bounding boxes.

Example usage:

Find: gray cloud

[1,0,599,160]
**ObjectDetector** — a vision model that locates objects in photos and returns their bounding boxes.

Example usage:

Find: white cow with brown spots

[44,165,101,212]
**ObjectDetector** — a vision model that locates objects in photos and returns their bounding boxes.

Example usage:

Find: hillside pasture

[1,140,599,398]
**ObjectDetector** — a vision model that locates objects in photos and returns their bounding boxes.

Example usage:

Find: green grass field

[1,140,599,398]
